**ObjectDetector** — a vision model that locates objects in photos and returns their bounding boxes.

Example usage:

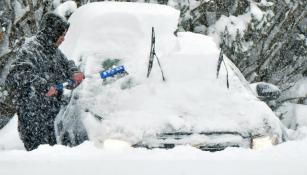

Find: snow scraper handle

[55,65,127,91]
[55,79,75,91]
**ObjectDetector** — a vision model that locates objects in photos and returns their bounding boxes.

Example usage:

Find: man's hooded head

[38,13,70,44]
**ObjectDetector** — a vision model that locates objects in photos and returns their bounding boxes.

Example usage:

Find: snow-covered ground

[0,117,307,175]
[0,2,306,174]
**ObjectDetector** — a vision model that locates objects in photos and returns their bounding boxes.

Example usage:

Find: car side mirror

[251,82,281,101]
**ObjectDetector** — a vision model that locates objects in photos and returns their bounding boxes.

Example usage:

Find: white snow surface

[14,0,29,22]
[61,2,179,61]
[250,2,265,20]
[278,78,307,128]
[52,0,61,8]
[208,1,266,44]
[0,118,307,175]
[277,103,307,129]
[208,13,251,43]
[0,2,306,174]
[54,1,77,19]
[295,105,307,127]
[283,78,307,99]
[0,116,23,150]
[59,2,283,145]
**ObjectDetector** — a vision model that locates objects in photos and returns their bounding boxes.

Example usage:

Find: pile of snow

[59,2,283,145]
[0,128,307,175]
[61,2,179,61]
[54,0,77,19]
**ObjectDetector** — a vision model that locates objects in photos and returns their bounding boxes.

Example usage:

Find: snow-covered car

[59,2,286,151]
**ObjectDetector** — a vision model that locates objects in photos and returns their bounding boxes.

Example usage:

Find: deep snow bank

[0,129,307,175]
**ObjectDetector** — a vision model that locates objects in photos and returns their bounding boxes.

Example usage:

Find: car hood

[65,34,282,144]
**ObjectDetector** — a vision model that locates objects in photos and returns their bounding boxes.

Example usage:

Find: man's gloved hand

[71,72,84,86]
[46,86,57,97]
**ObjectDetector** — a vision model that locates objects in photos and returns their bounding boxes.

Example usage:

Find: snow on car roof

[61,2,179,61]
[60,2,283,144]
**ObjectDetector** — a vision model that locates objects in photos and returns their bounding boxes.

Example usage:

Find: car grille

[133,131,252,152]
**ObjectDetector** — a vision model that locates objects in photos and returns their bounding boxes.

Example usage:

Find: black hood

[37,13,70,45]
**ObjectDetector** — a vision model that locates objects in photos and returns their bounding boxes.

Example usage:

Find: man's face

[55,31,66,47]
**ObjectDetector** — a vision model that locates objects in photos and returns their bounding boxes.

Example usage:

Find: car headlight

[252,136,276,150]
[103,139,132,151]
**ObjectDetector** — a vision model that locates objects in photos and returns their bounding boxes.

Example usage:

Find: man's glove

[71,72,85,86]
[46,86,57,97]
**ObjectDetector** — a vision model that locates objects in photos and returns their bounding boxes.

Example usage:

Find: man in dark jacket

[5,13,85,151]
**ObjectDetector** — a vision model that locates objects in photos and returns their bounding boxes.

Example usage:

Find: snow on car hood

[60,2,283,144]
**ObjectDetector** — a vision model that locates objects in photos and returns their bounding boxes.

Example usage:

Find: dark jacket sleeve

[66,59,80,77]
[6,53,49,95]
[59,50,79,78]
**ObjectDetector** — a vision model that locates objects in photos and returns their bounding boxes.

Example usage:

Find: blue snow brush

[99,65,126,79]
[55,65,128,91]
